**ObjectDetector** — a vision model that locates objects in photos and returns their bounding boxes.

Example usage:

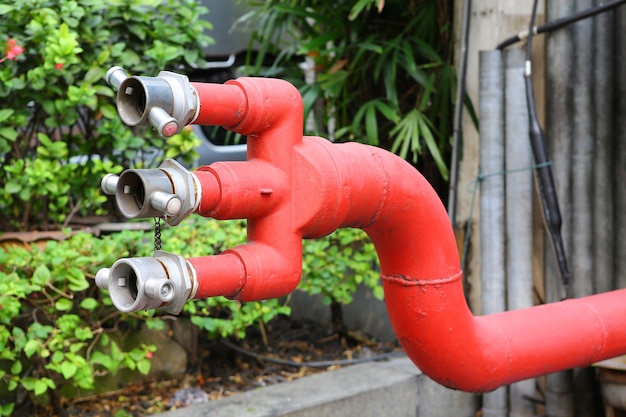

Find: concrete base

[153,356,477,417]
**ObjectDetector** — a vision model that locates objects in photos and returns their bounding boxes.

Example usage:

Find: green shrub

[0,217,380,415]
[0,0,211,232]
[242,0,458,184]
[0,231,155,416]
[301,228,382,305]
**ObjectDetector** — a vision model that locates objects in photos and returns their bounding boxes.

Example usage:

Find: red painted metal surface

[185,77,626,392]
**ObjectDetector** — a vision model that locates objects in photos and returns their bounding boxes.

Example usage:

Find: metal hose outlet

[101,159,200,225]
[106,67,199,137]
[95,251,196,314]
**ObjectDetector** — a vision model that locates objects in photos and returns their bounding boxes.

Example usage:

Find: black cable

[447,0,472,225]
[497,0,626,50]
[524,0,570,294]
[221,340,405,369]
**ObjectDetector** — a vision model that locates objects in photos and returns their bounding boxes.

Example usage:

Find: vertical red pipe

[184,77,626,393]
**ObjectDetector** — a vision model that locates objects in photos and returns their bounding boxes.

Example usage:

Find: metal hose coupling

[101,158,200,226]
[105,66,199,137]
[95,251,196,314]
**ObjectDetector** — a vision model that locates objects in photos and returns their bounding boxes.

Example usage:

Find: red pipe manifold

[98,69,626,393]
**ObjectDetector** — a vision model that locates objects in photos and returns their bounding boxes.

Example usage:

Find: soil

[23,316,401,417]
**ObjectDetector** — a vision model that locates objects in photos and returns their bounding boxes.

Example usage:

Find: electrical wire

[497,0,626,50]
[221,340,405,369]
[447,0,472,225]
[524,0,570,295]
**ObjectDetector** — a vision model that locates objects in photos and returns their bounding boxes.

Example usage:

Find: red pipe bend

[341,144,626,393]
[185,77,626,393]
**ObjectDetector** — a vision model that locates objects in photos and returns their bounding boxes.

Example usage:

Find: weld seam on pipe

[381,271,463,287]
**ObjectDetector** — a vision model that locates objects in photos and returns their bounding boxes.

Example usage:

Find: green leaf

[137,359,151,375]
[61,362,78,379]
[74,326,93,341]
[4,181,21,194]
[0,109,13,122]
[7,379,17,391]
[100,103,118,119]
[365,104,378,145]
[91,351,112,370]
[55,298,74,311]
[34,379,52,395]
[67,268,89,291]
[0,127,18,142]
[10,361,21,375]
[145,318,165,330]
[96,49,110,65]
[20,377,36,391]
[0,5,14,15]
[374,100,400,123]
[32,264,52,286]
[20,376,52,395]
[0,403,15,417]
[12,327,26,350]
[79,297,98,311]
[24,340,39,358]
[30,322,53,339]
[52,351,64,363]
[405,112,448,180]
[348,0,375,21]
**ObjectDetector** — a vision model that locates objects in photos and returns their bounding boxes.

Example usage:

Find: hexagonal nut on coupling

[157,70,199,135]
[158,158,200,226]
[105,158,200,226]
[95,251,196,314]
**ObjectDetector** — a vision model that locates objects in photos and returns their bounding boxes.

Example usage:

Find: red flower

[2,38,24,62]
[55,62,64,70]
[146,351,154,359]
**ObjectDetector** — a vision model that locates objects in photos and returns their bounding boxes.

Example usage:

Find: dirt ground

[23,316,400,417]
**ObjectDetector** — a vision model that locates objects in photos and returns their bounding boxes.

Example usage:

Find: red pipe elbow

[184,77,626,393]
[343,145,626,392]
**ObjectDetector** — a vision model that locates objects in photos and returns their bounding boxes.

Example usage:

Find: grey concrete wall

[154,356,477,417]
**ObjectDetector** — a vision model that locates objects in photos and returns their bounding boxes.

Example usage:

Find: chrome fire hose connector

[95,251,196,314]
[105,66,198,137]
[100,158,200,226]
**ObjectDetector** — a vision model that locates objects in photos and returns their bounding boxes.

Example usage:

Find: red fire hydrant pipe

[180,78,626,392]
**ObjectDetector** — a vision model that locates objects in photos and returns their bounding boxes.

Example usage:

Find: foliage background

[0,0,210,232]
[0,218,379,416]
[241,0,458,199]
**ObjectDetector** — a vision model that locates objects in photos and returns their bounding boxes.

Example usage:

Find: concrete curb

[153,356,477,417]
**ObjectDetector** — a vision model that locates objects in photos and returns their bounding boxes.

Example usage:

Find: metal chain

[154,216,163,251]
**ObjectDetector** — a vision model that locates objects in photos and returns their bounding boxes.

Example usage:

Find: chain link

[154,216,163,251]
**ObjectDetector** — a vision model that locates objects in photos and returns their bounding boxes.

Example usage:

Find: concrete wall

[154,356,478,417]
